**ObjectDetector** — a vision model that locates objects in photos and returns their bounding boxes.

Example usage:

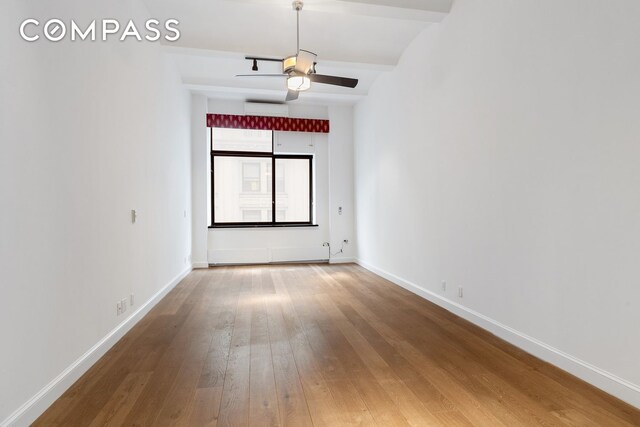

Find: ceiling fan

[236,0,359,101]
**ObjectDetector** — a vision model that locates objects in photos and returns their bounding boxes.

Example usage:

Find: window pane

[212,128,272,152]
[214,157,272,223]
[275,158,310,223]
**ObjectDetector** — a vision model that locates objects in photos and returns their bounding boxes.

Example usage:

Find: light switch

[131,209,137,224]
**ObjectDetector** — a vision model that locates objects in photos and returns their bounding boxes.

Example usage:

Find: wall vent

[244,102,289,117]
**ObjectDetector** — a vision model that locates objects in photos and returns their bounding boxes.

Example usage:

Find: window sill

[209,224,319,229]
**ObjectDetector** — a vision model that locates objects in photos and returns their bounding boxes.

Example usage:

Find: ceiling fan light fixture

[287,75,311,91]
[283,55,297,73]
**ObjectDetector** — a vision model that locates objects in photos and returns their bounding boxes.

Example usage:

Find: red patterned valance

[207,114,330,133]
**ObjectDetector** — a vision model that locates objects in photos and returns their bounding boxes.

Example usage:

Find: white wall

[199,100,355,264]
[0,1,192,424]
[329,106,356,262]
[191,94,209,268]
[354,0,640,407]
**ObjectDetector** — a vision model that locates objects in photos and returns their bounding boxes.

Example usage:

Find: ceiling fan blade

[236,74,287,78]
[286,90,300,101]
[295,49,317,74]
[309,74,359,88]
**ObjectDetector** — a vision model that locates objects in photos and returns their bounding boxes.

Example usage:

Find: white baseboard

[192,262,209,269]
[0,266,193,427]
[329,257,356,264]
[356,259,640,409]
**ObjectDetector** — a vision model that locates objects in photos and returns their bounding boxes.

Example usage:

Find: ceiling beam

[226,0,452,23]
[183,78,368,97]
[339,0,453,14]
[184,82,366,105]
[309,0,452,22]
[162,45,396,72]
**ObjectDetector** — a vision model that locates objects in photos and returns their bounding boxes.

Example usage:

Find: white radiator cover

[209,247,328,265]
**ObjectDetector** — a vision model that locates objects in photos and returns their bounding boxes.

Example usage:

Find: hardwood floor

[34,264,640,426]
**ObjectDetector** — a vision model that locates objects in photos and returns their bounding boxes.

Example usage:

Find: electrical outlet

[458,287,463,298]
[130,293,135,306]
[441,281,446,291]
[116,301,122,316]
[338,206,343,215]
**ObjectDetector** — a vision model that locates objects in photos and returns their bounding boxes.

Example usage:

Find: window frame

[210,128,315,228]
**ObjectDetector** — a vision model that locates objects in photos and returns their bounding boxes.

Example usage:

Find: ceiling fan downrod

[292,0,303,52]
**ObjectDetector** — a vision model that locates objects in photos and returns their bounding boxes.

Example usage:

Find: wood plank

[156,269,239,426]
[248,268,281,427]
[262,269,314,427]
[313,292,445,427]
[88,372,152,427]
[187,387,223,426]
[217,269,253,427]
[271,269,356,427]
[34,264,640,427]
[121,271,219,426]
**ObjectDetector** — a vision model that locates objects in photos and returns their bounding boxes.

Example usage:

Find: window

[211,128,313,227]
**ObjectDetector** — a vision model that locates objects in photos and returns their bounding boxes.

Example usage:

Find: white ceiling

[145,0,452,104]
